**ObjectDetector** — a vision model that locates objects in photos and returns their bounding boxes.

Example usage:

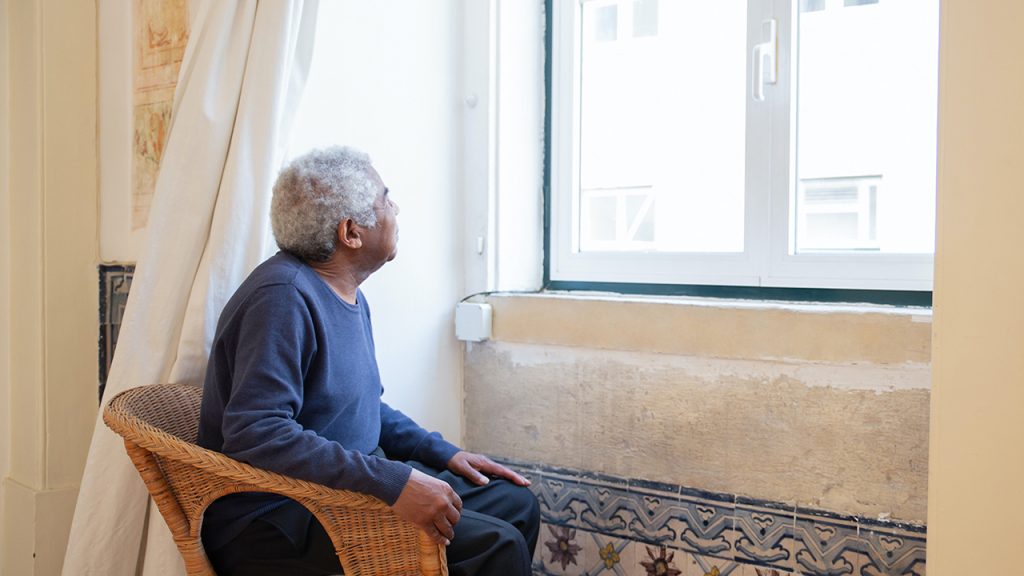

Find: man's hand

[447,451,532,487]
[391,468,463,546]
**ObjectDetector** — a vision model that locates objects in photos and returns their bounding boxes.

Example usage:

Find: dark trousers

[205,461,540,576]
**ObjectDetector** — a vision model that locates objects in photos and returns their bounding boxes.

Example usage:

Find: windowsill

[540,289,931,316]
[471,290,931,365]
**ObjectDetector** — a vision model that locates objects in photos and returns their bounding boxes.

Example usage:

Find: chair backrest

[109,382,204,441]
[104,384,218,576]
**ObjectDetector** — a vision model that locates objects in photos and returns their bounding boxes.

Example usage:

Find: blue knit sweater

[197,251,460,549]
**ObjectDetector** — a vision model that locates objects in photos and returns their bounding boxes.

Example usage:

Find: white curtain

[63,1,319,574]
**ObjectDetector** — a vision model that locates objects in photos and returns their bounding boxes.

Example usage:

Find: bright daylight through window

[548,0,939,293]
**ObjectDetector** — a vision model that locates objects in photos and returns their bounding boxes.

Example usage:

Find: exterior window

[796,176,879,252]
[548,0,939,291]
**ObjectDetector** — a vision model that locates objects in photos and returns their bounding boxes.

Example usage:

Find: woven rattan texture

[103,383,447,576]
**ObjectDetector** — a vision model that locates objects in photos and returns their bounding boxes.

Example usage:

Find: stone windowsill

[472,291,932,366]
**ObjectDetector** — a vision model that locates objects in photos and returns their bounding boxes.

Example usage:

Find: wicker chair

[103,383,448,576]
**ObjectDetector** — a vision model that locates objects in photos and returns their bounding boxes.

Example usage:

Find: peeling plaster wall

[464,295,931,522]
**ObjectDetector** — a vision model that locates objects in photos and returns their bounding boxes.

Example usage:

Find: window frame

[544,0,936,303]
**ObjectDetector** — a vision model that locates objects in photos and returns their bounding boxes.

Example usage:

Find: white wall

[97,0,138,263]
[287,0,465,443]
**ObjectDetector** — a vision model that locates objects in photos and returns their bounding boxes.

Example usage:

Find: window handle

[752,19,778,102]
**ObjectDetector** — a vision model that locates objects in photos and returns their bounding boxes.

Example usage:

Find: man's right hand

[391,468,463,546]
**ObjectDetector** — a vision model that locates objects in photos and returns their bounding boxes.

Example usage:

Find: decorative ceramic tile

[503,462,925,576]
[687,552,747,576]
[856,520,926,576]
[537,522,587,575]
[536,469,585,525]
[625,479,682,544]
[516,466,543,500]
[557,528,634,569]
[635,544,687,576]
[790,509,863,576]
[669,488,737,560]
[98,264,135,402]
[733,499,795,571]
[576,476,638,539]
[577,530,635,576]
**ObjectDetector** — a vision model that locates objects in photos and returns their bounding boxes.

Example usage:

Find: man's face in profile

[361,167,400,267]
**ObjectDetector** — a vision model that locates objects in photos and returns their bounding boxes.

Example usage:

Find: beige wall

[466,295,932,521]
[1,1,98,575]
[927,0,1024,573]
[0,0,11,569]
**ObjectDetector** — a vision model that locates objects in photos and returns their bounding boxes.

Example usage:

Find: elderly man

[197,147,539,575]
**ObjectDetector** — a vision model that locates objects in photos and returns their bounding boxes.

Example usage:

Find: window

[548,0,939,293]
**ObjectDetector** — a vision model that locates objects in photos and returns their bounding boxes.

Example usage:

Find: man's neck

[306,257,368,305]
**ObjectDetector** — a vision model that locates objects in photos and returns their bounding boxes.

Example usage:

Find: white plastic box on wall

[455,302,492,342]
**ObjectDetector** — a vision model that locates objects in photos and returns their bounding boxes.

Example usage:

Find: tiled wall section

[501,460,927,576]
[98,264,135,402]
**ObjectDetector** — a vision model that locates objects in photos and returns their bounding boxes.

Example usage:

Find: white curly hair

[271,146,379,262]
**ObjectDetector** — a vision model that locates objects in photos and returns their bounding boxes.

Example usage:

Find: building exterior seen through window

[551,0,939,291]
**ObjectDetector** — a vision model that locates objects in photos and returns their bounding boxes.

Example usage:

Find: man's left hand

[447,451,531,487]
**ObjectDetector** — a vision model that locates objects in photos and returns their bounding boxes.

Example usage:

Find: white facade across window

[548,0,939,291]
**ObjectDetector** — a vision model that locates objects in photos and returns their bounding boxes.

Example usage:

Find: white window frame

[548,0,935,292]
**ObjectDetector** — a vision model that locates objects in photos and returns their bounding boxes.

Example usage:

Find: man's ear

[337,219,363,250]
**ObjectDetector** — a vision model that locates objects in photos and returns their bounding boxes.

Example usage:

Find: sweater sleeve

[217,285,412,505]
[378,402,461,470]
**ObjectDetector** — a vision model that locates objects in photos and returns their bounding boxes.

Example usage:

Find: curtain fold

[63,1,319,574]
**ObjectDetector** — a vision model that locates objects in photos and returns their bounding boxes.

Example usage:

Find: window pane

[578,0,747,253]
[800,0,827,13]
[633,0,659,37]
[795,0,938,254]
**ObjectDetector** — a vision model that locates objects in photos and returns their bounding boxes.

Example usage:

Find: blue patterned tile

[576,477,636,539]
[623,482,684,545]
[734,500,795,570]
[856,522,926,576]
[662,490,736,560]
[536,471,585,525]
[499,459,925,576]
[98,264,135,402]
[629,477,680,496]
[792,510,861,576]
[856,517,926,537]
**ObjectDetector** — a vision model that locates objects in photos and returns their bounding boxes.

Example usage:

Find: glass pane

[800,0,827,13]
[578,0,747,253]
[795,0,939,254]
